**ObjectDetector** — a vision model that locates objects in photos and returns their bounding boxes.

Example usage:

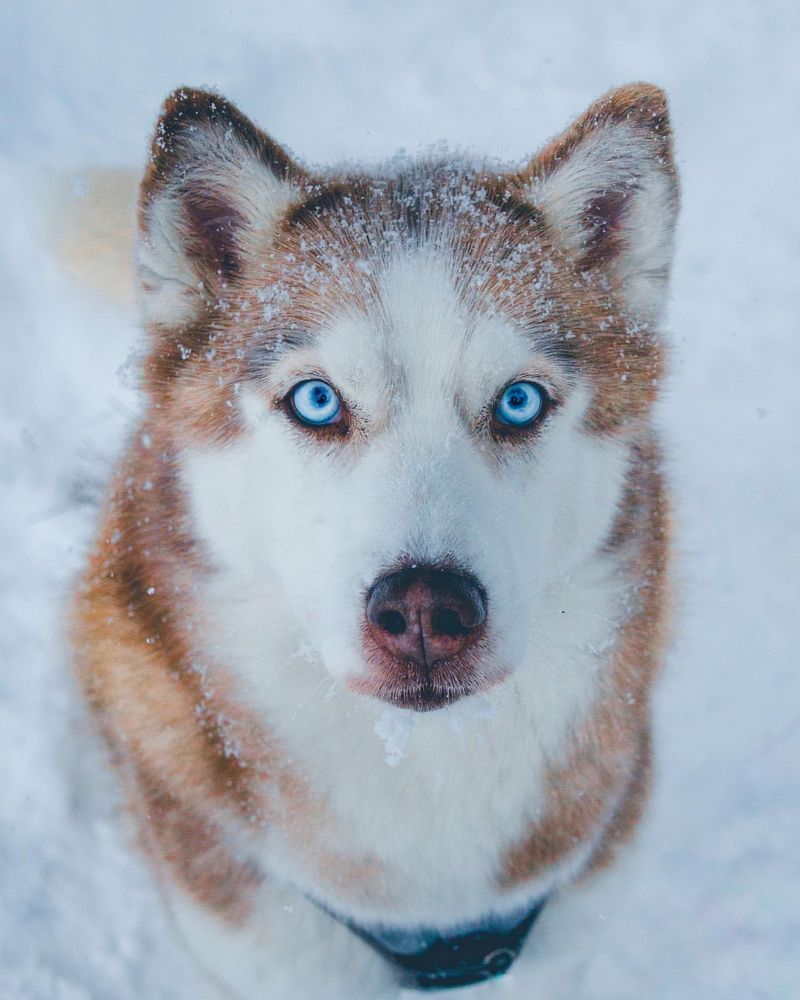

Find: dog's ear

[520,83,679,322]
[137,88,306,328]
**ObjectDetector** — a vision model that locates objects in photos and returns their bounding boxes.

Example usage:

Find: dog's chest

[249,673,595,926]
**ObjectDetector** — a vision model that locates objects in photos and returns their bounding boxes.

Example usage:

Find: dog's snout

[365,567,487,667]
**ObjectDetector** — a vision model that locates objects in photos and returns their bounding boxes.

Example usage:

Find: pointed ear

[137,88,306,328]
[521,83,679,322]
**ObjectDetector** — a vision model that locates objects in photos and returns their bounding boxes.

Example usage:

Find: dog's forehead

[250,166,565,410]
[316,248,533,410]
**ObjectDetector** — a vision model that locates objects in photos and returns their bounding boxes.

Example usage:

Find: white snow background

[1,1,799,997]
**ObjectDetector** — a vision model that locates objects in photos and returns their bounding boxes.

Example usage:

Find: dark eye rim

[491,380,552,438]
[283,378,351,437]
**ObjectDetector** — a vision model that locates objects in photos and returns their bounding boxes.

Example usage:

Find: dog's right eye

[288,380,343,427]
[493,381,548,429]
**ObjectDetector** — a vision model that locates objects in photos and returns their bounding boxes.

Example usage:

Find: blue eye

[289,380,342,426]
[494,381,546,427]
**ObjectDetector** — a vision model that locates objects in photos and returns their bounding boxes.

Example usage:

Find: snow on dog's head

[136,86,678,711]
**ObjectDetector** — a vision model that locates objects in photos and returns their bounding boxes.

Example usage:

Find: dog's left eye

[494,381,547,427]
[289,380,342,426]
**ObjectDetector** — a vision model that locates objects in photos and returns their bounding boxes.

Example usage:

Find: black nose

[365,567,487,667]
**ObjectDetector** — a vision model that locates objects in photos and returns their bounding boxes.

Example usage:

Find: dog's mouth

[350,676,471,712]
[349,652,509,712]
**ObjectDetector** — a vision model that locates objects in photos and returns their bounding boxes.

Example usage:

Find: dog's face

[137,87,677,711]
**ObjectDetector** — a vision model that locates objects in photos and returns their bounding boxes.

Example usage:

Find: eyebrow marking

[246,328,317,377]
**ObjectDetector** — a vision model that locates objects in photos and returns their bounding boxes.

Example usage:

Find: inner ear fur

[137,88,308,329]
[518,83,679,322]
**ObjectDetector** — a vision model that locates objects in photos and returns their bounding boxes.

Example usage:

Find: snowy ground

[2,1,799,997]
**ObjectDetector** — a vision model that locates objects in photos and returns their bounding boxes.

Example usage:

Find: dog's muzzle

[319,898,548,991]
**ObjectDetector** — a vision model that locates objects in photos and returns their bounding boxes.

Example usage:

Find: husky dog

[72,83,678,998]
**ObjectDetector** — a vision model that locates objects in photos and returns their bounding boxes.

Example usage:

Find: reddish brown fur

[73,454,269,918]
[136,764,264,924]
[73,84,676,925]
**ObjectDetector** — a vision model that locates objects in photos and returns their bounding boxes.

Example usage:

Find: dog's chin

[348,656,510,713]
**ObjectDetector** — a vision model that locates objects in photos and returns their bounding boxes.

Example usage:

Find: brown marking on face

[72,432,390,916]
[498,436,671,888]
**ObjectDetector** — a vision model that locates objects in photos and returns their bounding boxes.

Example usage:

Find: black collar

[318,898,548,991]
